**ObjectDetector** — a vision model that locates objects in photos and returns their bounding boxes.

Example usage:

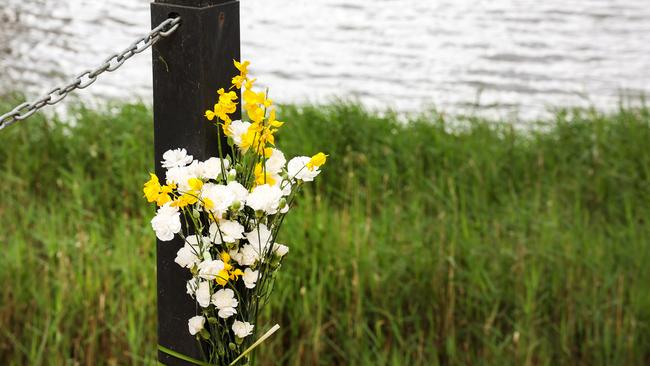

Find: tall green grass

[0,101,648,365]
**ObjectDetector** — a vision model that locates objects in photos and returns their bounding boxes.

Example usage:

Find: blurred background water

[1,0,649,119]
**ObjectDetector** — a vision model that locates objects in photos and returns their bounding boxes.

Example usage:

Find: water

[1,0,649,120]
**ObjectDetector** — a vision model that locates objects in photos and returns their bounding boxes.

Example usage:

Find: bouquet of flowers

[143,60,326,365]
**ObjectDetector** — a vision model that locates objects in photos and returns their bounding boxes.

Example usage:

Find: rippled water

[1,0,649,119]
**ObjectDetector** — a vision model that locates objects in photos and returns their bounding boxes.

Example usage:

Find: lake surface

[1,0,649,120]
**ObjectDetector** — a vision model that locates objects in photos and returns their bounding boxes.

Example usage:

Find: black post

[151,0,240,364]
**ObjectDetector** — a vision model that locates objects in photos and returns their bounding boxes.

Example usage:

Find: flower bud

[230,200,241,211]
[228,169,237,182]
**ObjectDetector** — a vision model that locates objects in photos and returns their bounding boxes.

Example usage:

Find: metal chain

[0,16,181,131]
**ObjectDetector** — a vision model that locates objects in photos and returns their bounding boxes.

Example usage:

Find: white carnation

[246,184,283,214]
[242,268,259,289]
[231,321,254,338]
[201,183,236,219]
[287,156,321,182]
[188,315,205,336]
[198,259,225,280]
[209,220,245,243]
[195,280,212,308]
[175,245,201,268]
[202,157,230,180]
[232,244,261,266]
[175,235,212,268]
[165,166,195,192]
[186,160,205,180]
[211,288,238,319]
[151,203,181,241]
[226,181,248,207]
[162,148,193,169]
[265,148,286,175]
[245,223,273,253]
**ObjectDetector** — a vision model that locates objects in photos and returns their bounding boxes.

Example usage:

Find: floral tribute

[143,60,326,365]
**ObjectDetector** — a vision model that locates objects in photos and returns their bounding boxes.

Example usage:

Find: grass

[0,100,649,365]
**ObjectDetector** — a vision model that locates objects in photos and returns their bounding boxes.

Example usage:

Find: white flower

[162,148,193,169]
[165,166,195,192]
[229,120,251,147]
[187,234,216,248]
[265,148,286,175]
[151,203,181,241]
[231,321,254,338]
[201,183,236,219]
[226,181,248,207]
[280,180,292,196]
[198,259,225,280]
[242,268,259,289]
[195,280,212,308]
[209,220,245,243]
[202,157,230,180]
[175,235,212,268]
[188,315,205,335]
[211,288,238,318]
[273,243,289,257]
[288,156,321,182]
[186,160,205,180]
[245,223,273,253]
[246,185,283,214]
[232,244,261,266]
[175,245,201,268]
[186,277,200,296]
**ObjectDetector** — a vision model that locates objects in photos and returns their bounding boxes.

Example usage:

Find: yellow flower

[155,193,172,206]
[171,193,199,208]
[205,88,238,124]
[188,178,204,192]
[254,162,277,186]
[216,252,244,286]
[234,60,250,75]
[160,183,176,194]
[232,60,250,89]
[144,174,177,207]
[246,104,265,124]
[268,109,284,128]
[143,173,161,203]
[306,152,328,170]
[203,197,215,211]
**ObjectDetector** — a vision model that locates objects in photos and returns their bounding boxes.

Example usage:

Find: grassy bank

[0,101,649,365]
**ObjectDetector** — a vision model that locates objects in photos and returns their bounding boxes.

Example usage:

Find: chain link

[0,16,181,131]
